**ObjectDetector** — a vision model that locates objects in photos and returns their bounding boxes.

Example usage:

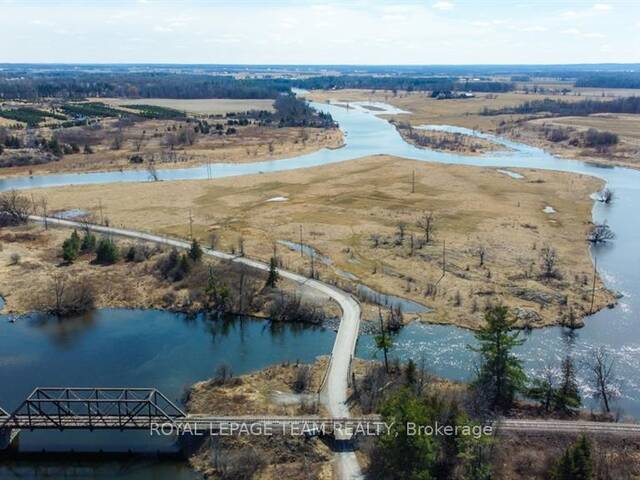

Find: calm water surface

[2,98,640,475]
[0,310,335,478]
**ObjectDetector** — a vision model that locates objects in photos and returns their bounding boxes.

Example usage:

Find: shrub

[80,230,96,252]
[189,239,203,262]
[155,248,191,281]
[62,230,81,263]
[268,293,325,324]
[95,237,119,264]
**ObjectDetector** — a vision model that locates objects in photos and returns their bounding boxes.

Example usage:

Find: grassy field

[101,97,275,115]
[28,156,612,330]
[531,114,640,143]
[306,88,640,168]
[306,89,591,131]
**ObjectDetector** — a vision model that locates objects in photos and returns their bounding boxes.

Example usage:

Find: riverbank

[0,123,344,179]
[304,89,640,170]
[393,122,507,156]
[185,359,334,479]
[0,224,341,322]
[24,155,615,330]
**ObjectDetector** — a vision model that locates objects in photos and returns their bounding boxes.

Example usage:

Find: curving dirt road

[28,215,364,479]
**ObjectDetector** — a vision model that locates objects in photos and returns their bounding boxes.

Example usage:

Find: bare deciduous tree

[586,346,619,414]
[0,190,32,225]
[475,245,487,267]
[39,274,96,317]
[539,245,559,279]
[588,223,615,243]
[417,211,435,244]
[111,127,124,150]
[599,187,614,204]
[134,131,146,152]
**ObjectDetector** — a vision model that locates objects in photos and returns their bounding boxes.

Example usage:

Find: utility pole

[299,225,303,257]
[590,257,597,314]
[411,169,415,194]
[310,251,315,279]
[42,198,48,231]
[188,208,194,240]
[442,239,446,277]
[98,199,104,225]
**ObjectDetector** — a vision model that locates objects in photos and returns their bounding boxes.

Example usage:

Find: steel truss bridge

[0,388,383,445]
[5,388,639,451]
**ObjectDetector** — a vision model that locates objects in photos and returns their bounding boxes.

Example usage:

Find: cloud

[521,25,547,32]
[593,3,613,11]
[432,1,454,11]
[561,28,605,39]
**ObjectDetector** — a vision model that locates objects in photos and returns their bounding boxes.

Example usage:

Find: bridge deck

[0,414,384,433]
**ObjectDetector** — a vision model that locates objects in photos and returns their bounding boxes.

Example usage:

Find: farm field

[100,97,275,115]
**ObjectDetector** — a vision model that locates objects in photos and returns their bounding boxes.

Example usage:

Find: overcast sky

[1,0,639,65]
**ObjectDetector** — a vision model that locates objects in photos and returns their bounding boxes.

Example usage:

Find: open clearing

[28,155,612,330]
[100,97,275,115]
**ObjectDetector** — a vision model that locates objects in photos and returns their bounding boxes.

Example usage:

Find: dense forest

[268,93,336,128]
[294,75,514,93]
[575,72,640,89]
[0,73,291,100]
[0,71,514,100]
[481,96,640,116]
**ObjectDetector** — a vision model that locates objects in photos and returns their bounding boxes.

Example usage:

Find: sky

[1,0,639,65]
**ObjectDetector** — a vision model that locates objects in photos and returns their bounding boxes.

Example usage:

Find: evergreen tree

[374,389,438,478]
[62,230,81,263]
[405,359,417,386]
[555,356,581,415]
[95,237,119,264]
[469,304,526,412]
[375,308,393,373]
[552,435,593,480]
[80,230,96,252]
[265,256,279,288]
[205,268,230,315]
[189,238,203,262]
[177,253,191,280]
[528,374,556,413]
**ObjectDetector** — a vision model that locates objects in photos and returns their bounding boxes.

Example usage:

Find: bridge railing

[1,387,186,430]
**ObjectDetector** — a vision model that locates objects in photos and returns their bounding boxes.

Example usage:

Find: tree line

[575,72,640,89]
[0,72,514,101]
[481,96,640,116]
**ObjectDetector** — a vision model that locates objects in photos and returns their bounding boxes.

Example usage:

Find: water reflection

[0,309,336,454]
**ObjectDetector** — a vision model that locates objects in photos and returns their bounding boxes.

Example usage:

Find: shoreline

[0,127,344,180]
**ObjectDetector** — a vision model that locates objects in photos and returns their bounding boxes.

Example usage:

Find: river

[1,98,640,475]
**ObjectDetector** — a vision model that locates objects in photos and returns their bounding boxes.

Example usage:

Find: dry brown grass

[306,89,592,131]
[0,224,338,319]
[306,88,640,168]
[100,97,276,115]
[0,118,343,178]
[26,155,613,330]
[493,432,640,479]
[186,359,333,480]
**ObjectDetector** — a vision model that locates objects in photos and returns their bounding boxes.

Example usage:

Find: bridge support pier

[0,428,19,451]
